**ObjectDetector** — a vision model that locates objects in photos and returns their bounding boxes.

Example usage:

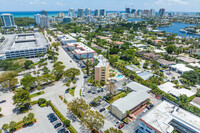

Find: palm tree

[106,82,116,95]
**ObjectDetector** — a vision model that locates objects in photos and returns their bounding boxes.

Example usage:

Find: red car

[118,123,125,129]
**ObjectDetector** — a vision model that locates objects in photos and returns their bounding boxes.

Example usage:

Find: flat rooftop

[67,42,95,55]
[141,101,200,133]
[171,64,194,72]
[158,82,195,97]
[0,33,49,53]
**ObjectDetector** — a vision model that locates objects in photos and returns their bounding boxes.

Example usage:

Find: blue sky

[0,0,199,12]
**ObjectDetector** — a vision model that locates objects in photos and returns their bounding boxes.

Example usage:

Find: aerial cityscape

[0,0,200,133]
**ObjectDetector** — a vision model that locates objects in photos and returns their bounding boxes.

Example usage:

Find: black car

[58,128,65,133]
[50,117,57,123]
[49,114,56,120]
[0,100,6,104]
[147,104,154,110]
[47,113,55,118]
[54,123,62,128]
[99,108,105,112]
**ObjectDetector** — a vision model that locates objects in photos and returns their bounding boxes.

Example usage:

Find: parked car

[115,121,120,127]
[47,113,55,118]
[118,123,125,129]
[99,108,105,112]
[58,128,65,133]
[50,117,58,123]
[147,104,154,110]
[54,123,62,128]
[29,105,32,110]
[49,114,56,120]
[0,100,6,104]
[70,60,72,63]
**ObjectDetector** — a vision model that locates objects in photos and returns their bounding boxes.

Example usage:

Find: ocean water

[0,11,124,18]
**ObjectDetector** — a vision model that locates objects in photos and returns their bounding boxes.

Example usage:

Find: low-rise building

[57,34,77,44]
[66,42,96,59]
[138,101,200,133]
[189,97,200,109]
[158,82,195,98]
[170,64,194,74]
[0,33,49,59]
[94,55,110,82]
[110,82,151,120]
[144,52,161,60]
[157,59,176,67]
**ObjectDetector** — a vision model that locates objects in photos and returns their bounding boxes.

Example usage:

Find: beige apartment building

[95,55,110,82]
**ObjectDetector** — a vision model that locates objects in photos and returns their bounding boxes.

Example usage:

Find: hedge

[49,102,77,133]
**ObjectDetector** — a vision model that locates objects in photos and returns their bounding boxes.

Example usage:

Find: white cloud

[156,0,188,6]
[56,2,63,7]
[30,0,46,5]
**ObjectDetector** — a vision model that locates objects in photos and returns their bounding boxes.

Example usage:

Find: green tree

[42,66,50,74]
[20,74,37,89]
[104,127,123,133]
[9,121,17,131]
[2,124,9,132]
[13,88,30,108]
[24,60,34,69]
[68,98,90,117]
[81,110,105,130]
[52,61,66,80]
[106,82,116,95]
[0,71,18,89]
[28,113,35,122]
[166,45,176,54]
[23,116,28,125]
[38,98,46,106]
[181,71,200,86]
[65,68,80,81]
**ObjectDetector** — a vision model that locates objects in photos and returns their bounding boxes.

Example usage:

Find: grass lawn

[107,91,128,104]
[30,91,45,98]
[80,89,82,96]
[68,87,76,97]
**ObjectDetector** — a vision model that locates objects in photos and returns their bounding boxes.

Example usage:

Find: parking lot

[16,107,69,133]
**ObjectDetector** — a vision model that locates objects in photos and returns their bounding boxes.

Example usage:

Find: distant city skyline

[0,0,199,12]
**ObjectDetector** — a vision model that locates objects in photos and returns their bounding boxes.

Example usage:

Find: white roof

[95,55,109,68]
[141,101,200,133]
[189,63,200,68]
[112,91,150,114]
[158,82,195,97]
[68,42,95,54]
[171,64,193,73]
[112,82,150,114]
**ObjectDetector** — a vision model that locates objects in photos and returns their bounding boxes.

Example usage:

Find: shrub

[30,100,38,105]
[40,103,46,107]
[63,119,71,127]
[38,98,46,106]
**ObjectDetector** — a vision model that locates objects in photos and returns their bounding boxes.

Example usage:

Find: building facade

[1,13,17,28]
[34,14,40,25]
[138,101,200,133]
[68,8,75,17]
[1,33,49,59]
[77,8,84,17]
[159,8,165,17]
[94,9,99,16]
[100,9,106,16]
[39,15,49,28]
[85,8,91,16]
[95,55,110,82]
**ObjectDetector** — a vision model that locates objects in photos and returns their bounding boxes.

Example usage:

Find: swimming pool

[115,69,120,73]
[116,74,123,79]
